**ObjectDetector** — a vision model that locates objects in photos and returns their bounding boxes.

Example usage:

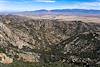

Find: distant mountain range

[1,9,100,16]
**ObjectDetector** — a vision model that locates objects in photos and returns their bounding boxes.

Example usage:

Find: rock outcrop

[0,53,13,64]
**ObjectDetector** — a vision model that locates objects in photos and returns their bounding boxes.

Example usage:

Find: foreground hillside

[0,15,100,67]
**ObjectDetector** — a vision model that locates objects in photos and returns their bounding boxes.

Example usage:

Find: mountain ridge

[0,15,100,67]
[1,9,100,16]
[15,9,100,16]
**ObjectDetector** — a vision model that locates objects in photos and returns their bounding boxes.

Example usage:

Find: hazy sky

[0,0,100,12]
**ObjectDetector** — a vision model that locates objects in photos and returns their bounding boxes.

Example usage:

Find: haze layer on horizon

[0,0,100,12]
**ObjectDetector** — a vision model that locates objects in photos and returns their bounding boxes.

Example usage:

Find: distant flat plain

[24,15,100,23]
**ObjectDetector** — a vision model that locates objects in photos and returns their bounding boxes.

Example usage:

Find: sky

[0,0,100,12]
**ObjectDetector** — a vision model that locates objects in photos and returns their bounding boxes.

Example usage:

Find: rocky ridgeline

[0,15,100,66]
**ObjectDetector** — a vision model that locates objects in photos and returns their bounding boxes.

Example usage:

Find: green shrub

[0,61,82,67]
[0,48,5,53]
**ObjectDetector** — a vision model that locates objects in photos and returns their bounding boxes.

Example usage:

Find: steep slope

[0,15,100,66]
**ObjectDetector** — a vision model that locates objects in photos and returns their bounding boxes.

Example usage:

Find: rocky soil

[0,15,100,67]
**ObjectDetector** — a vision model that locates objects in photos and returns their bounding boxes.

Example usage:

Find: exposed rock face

[0,53,13,64]
[0,15,100,66]
[18,53,40,62]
